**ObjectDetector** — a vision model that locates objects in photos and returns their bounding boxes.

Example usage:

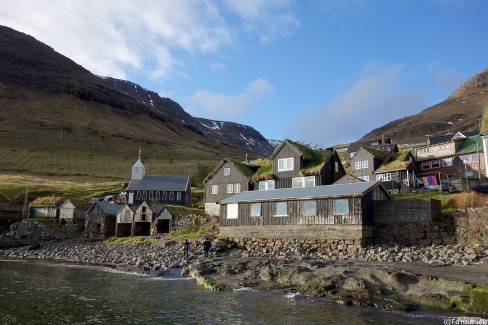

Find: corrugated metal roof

[456,135,482,155]
[126,175,190,191]
[98,202,124,215]
[219,181,380,204]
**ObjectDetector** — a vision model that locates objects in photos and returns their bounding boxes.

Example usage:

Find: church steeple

[131,149,145,180]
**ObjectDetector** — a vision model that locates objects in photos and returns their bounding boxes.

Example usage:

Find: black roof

[126,175,190,191]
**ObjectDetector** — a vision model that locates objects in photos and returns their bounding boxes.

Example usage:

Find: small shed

[59,199,91,224]
[85,202,123,239]
[218,181,390,244]
[28,196,64,218]
[115,204,137,237]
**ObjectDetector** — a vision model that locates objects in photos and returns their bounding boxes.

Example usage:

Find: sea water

[0,259,448,324]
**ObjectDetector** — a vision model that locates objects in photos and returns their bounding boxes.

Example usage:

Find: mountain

[360,68,488,143]
[0,25,260,181]
[101,77,274,156]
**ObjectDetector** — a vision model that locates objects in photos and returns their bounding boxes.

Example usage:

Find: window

[335,162,339,173]
[275,202,288,216]
[136,191,141,200]
[442,158,453,167]
[156,191,160,200]
[376,173,391,182]
[431,160,440,168]
[472,153,479,162]
[162,191,167,200]
[361,160,368,169]
[142,191,147,200]
[169,192,174,201]
[149,191,153,200]
[226,204,238,219]
[358,176,369,181]
[354,161,361,170]
[141,207,147,221]
[250,203,261,217]
[419,147,430,153]
[303,200,316,215]
[278,158,294,172]
[259,180,275,191]
[292,176,315,188]
[227,184,234,193]
[223,167,231,176]
[212,185,218,195]
[176,192,181,201]
[439,144,451,150]
[234,183,241,193]
[334,199,349,215]
[422,161,430,170]
[462,155,470,163]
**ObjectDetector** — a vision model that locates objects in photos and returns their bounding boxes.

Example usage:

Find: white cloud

[433,69,466,91]
[185,78,274,119]
[291,64,430,147]
[0,0,297,80]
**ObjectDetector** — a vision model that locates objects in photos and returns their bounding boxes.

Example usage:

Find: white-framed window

[292,176,315,188]
[149,191,153,200]
[176,192,181,201]
[136,191,141,200]
[334,199,349,215]
[422,161,430,170]
[431,160,440,168]
[354,161,361,170]
[442,158,453,167]
[274,202,288,216]
[462,155,470,163]
[156,191,160,200]
[439,144,451,150]
[223,167,231,176]
[227,184,234,193]
[361,160,368,169]
[472,153,479,162]
[226,203,238,219]
[162,191,167,200]
[250,203,261,217]
[419,147,430,153]
[278,158,294,172]
[259,180,275,191]
[303,200,316,215]
[234,183,241,193]
[335,162,339,173]
[142,191,147,200]
[212,185,218,195]
[376,173,391,182]
[358,176,369,181]
[169,192,174,200]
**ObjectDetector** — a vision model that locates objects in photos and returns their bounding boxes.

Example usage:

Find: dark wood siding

[220,196,366,227]
[272,143,302,189]
[205,161,252,204]
[351,149,375,180]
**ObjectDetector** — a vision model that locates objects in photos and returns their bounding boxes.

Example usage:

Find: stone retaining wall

[374,221,455,246]
[373,198,441,223]
[171,215,218,232]
[454,208,488,246]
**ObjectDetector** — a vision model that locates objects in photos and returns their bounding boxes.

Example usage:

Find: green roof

[375,151,413,173]
[251,159,273,181]
[29,196,65,207]
[456,135,482,155]
[65,198,92,210]
[204,158,258,183]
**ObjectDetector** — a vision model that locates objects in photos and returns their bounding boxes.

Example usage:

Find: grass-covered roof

[29,196,65,206]
[375,151,413,173]
[165,205,205,216]
[251,159,273,181]
[203,158,258,183]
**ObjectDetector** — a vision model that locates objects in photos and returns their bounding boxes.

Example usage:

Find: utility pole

[22,185,29,219]
[59,127,63,142]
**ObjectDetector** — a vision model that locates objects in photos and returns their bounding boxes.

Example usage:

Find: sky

[0,0,487,147]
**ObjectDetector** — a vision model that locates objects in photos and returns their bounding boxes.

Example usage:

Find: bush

[448,192,487,209]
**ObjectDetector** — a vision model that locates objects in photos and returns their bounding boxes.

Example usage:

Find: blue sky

[0,0,487,147]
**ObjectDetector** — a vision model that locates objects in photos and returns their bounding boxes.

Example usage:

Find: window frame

[211,185,218,195]
[274,202,288,217]
[421,161,431,170]
[227,184,234,193]
[292,176,315,188]
[176,192,181,201]
[277,157,294,172]
[303,200,317,216]
[226,203,238,219]
[223,167,231,176]
[259,180,275,191]
[361,160,368,169]
[169,191,174,201]
[250,203,261,217]
[442,158,453,167]
[334,199,349,215]
[234,183,241,193]
[431,160,440,168]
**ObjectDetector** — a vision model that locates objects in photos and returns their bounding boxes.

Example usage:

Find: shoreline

[1,238,488,318]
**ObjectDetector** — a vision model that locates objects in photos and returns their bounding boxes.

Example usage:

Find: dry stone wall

[454,208,488,246]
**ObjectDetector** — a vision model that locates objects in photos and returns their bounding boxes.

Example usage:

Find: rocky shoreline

[1,220,488,317]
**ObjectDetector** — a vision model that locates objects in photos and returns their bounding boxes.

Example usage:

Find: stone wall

[171,215,218,232]
[454,208,488,246]
[373,198,441,223]
[374,221,455,246]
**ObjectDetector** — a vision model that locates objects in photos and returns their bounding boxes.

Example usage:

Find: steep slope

[102,77,274,156]
[361,68,488,143]
[0,25,247,180]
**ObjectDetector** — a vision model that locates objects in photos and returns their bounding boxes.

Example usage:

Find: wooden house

[154,205,206,234]
[373,151,418,194]
[59,199,91,224]
[125,154,191,206]
[115,204,136,237]
[266,139,346,190]
[132,201,165,236]
[414,132,483,186]
[350,147,392,182]
[347,135,397,158]
[218,181,390,243]
[85,202,123,239]
[203,158,260,216]
[28,196,64,218]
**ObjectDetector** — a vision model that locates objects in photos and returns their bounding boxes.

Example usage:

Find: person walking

[183,239,190,259]
[202,238,212,258]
